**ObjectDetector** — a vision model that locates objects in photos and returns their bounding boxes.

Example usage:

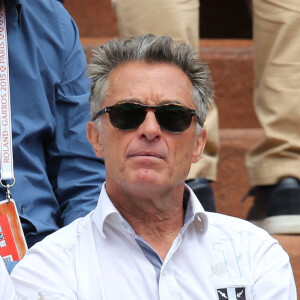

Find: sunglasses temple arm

[191,111,202,127]
[92,108,109,121]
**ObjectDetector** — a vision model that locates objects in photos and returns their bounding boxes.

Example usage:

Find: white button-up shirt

[0,258,17,300]
[11,185,296,300]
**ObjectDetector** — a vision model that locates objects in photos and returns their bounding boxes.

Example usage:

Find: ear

[86,121,104,158]
[191,128,207,163]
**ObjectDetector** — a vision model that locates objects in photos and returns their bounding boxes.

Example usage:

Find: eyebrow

[114,99,183,105]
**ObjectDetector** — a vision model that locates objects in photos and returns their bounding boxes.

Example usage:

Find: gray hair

[87,34,214,127]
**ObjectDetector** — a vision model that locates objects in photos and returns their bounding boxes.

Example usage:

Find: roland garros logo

[0,6,13,177]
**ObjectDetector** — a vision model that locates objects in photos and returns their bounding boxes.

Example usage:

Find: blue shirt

[2,0,105,249]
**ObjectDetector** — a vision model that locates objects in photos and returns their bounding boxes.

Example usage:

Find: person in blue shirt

[1,0,105,269]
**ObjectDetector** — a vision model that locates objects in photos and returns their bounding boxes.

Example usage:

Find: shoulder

[203,213,292,276]
[19,211,95,266]
[205,212,279,250]
[207,212,271,235]
[41,211,95,255]
[11,213,96,299]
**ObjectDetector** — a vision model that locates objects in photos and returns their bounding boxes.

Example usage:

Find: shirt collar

[92,183,124,239]
[183,184,208,234]
[92,183,209,239]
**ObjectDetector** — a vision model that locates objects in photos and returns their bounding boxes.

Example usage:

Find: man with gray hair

[11,35,296,299]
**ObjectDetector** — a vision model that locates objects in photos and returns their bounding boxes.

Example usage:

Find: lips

[128,151,164,159]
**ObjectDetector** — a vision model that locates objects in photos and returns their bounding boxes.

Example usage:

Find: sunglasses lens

[156,105,192,132]
[109,103,146,130]
[106,102,194,132]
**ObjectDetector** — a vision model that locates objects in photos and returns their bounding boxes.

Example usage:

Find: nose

[137,110,162,141]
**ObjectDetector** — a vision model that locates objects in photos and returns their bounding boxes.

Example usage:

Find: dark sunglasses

[92,101,201,133]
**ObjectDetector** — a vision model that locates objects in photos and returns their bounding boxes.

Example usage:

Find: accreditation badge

[0,199,27,262]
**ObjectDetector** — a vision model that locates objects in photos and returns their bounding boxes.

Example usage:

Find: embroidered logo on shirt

[211,262,228,276]
[213,239,242,278]
[216,287,246,300]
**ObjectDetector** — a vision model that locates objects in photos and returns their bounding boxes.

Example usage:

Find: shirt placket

[159,235,182,300]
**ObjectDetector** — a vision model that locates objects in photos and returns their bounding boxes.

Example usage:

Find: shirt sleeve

[0,258,17,300]
[252,235,297,299]
[46,6,105,226]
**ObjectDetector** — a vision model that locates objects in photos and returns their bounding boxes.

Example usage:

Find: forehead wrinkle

[106,81,184,106]
[114,80,192,106]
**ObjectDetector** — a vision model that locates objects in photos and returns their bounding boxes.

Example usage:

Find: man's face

[88,61,206,194]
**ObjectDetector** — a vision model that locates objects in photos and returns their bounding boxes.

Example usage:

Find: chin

[134,177,161,187]
[134,169,164,183]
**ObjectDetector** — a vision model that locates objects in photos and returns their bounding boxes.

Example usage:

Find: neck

[107,182,187,260]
